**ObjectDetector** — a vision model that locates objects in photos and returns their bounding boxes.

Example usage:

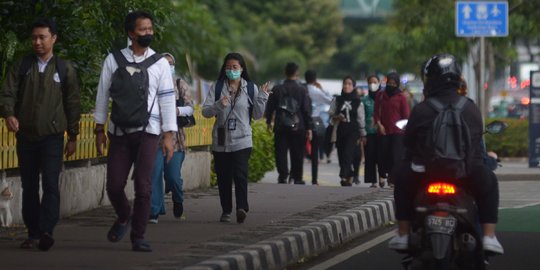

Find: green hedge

[209,120,276,186]
[484,118,528,157]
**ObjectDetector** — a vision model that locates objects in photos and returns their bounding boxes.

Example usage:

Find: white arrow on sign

[491,5,501,16]
[462,4,472,19]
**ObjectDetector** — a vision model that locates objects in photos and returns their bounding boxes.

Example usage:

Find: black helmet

[423,54,461,84]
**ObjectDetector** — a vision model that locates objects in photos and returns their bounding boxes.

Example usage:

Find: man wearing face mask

[94,10,177,252]
[362,75,384,188]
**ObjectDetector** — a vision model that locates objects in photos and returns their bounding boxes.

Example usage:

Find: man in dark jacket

[388,54,503,254]
[0,18,81,251]
[265,62,312,184]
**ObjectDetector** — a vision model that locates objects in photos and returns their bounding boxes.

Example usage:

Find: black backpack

[214,80,255,122]
[109,50,162,131]
[275,87,300,130]
[425,96,472,179]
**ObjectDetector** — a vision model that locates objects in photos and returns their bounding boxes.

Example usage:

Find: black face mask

[136,34,153,48]
[386,85,399,96]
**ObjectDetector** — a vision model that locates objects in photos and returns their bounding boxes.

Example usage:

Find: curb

[183,197,395,270]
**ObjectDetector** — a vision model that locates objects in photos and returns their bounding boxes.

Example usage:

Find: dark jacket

[403,87,484,169]
[265,79,312,131]
[0,56,80,141]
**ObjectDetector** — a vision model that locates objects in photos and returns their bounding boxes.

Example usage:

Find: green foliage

[484,118,528,157]
[209,120,275,187]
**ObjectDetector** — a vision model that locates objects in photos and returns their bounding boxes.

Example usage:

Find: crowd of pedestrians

[1,10,451,254]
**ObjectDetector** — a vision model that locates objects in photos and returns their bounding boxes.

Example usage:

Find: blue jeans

[150,148,185,216]
[16,133,64,239]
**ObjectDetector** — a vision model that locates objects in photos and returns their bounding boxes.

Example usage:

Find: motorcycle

[394,120,507,270]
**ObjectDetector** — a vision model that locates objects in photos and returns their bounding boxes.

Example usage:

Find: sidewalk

[0,153,394,270]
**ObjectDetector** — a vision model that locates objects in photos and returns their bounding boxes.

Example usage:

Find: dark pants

[106,132,159,242]
[336,126,359,179]
[378,134,404,183]
[393,162,499,223]
[324,125,334,158]
[310,131,320,184]
[352,144,361,179]
[16,133,64,239]
[275,129,306,182]
[213,148,252,214]
[364,134,383,183]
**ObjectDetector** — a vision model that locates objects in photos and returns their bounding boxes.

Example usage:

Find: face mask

[170,65,175,76]
[369,83,379,92]
[225,69,242,80]
[136,34,153,48]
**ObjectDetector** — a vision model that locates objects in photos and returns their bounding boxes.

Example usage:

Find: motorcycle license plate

[425,215,456,235]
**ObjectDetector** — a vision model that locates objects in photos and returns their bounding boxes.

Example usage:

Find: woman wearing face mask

[148,53,194,224]
[329,76,366,186]
[202,52,269,223]
[373,72,410,188]
[362,75,384,188]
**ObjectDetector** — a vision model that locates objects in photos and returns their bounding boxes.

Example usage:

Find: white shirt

[93,47,177,135]
[307,84,332,118]
[38,55,53,73]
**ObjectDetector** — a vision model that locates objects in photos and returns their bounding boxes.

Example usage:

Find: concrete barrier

[1,150,211,226]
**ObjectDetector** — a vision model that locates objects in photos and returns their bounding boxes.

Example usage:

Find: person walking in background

[202,52,269,224]
[265,62,313,185]
[351,86,366,184]
[329,76,366,187]
[362,75,383,188]
[94,11,177,252]
[148,52,194,224]
[0,17,81,251]
[305,69,332,185]
[374,72,410,187]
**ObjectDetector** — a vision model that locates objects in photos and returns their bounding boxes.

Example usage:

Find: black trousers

[310,131,320,184]
[275,129,306,182]
[16,133,64,239]
[392,162,499,223]
[378,134,404,183]
[364,134,384,183]
[336,127,359,179]
[213,148,252,214]
[352,144,361,178]
[324,125,334,158]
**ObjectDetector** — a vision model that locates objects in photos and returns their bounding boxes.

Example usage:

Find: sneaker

[483,236,504,254]
[173,202,183,218]
[353,176,360,185]
[38,233,55,251]
[388,234,408,250]
[294,180,306,185]
[148,215,159,224]
[379,177,386,188]
[220,213,232,223]
[236,209,247,224]
[370,183,378,188]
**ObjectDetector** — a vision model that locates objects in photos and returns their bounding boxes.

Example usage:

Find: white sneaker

[388,234,409,250]
[483,236,504,254]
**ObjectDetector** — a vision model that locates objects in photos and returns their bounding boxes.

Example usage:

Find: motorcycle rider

[388,54,504,254]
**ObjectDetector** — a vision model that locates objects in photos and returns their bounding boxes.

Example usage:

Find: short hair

[305,69,317,84]
[124,11,154,34]
[162,52,175,65]
[31,17,57,35]
[285,62,299,77]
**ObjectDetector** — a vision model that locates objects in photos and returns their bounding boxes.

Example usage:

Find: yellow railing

[0,107,214,170]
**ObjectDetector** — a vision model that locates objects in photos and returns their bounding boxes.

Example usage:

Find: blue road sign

[456,1,508,37]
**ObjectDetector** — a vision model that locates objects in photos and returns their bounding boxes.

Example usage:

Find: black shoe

[353,176,360,185]
[220,213,232,222]
[278,179,287,184]
[294,180,306,185]
[38,233,55,251]
[173,202,183,218]
[132,239,152,252]
[236,209,247,224]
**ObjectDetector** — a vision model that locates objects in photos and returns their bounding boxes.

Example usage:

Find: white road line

[307,230,396,270]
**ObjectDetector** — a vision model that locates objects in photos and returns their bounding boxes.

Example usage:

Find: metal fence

[0,107,214,169]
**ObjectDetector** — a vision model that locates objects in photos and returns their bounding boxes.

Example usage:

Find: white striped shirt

[93,47,177,135]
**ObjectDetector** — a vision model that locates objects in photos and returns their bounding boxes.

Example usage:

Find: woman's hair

[342,75,356,88]
[217,52,251,81]
[367,74,379,83]
[305,69,317,84]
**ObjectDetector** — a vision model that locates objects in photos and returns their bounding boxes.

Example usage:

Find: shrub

[484,118,528,157]
[209,120,276,186]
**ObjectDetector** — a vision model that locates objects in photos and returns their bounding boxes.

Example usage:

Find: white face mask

[368,83,379,92]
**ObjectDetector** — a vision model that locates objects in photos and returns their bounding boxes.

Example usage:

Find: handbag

[176,80,196,128]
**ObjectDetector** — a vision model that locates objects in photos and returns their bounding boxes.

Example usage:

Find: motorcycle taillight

[427,182,456,195]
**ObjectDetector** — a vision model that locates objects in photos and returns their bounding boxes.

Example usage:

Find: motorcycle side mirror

[395,119,408,130]
[485,120,508,134]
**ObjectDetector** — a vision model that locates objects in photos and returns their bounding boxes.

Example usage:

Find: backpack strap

[111,49,129,68]
[18,55,34,78]
[140,53,163,69]
[453,96,468,111]
[247,81,255,122]
[214,80,224,102]
[427,97,445,112]
[18,55,68,89]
